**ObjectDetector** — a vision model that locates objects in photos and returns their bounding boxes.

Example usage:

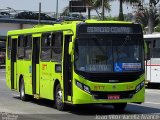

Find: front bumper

[72,76,145,104]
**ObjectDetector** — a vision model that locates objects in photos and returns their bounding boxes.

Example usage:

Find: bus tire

[55,84,66,111]
[19,79,29,101]
[113,103,127,112]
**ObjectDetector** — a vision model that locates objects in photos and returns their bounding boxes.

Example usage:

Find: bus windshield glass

[74,36,143,73]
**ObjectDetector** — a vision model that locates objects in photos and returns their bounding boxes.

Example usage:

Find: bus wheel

[55,84,66,111]
[20,79,29,101]
[113,103,127,112]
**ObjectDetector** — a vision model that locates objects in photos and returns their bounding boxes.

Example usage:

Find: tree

[135,9,159,30]
[61,6,69,16]
[15,11,57,21]
[148,0,160,33]
[111,0,140,21]
[134,0,160,33]
[62,0,111,19]
[86,0,110,19]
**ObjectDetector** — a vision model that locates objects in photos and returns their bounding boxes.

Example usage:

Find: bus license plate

[108,95,120,99]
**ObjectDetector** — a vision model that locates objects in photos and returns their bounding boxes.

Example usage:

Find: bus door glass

[150,39,160,83]
[6,37,11,89]
[63,35,72,101]
[32,36,40,94]
[21,35,32,95]
[146,40,151,60]
[145,40,152,82]
[11,37,18,90]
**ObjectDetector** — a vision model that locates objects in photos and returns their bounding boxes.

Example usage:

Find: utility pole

[56,0,58,18]
[102,0,105,20]
[38,2,41,24]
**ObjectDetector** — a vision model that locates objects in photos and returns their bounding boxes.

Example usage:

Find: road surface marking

[146,89,160,91]
[145,102,160,105]
[146,91,160,94]
[12,94,19,97]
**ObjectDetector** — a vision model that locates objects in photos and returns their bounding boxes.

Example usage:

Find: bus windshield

[75,36,143,73]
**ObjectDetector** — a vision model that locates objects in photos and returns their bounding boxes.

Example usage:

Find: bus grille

[80,72,143,83]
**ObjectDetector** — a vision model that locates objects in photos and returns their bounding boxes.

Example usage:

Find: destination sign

[77,24,142,36]
[87,27,132,33]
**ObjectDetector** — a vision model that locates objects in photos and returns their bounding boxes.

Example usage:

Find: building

[0,17,57,51]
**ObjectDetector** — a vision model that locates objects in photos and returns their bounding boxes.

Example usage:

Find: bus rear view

[71,21,145,111]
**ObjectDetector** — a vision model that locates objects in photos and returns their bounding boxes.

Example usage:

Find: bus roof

[7,20,135,36]
[85,20,133,24]
[144,33,160,39]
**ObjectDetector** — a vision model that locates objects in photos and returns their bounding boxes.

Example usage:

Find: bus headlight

[135,84,141,93]
[76,81,83,89]
[84,85,90,94]
[135,81,145,93]
[76,80,91,94]
[141,81,145,87]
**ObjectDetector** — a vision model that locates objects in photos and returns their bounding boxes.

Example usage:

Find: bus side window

[153,39,156,48]
[24,35,32,60]
[17,35,25,59]
[151,39,160,58]
[7,36,11,60]
[155,39,160,48]
[41,33,51,61]
[51,33,63,62]
[145,41,151,60]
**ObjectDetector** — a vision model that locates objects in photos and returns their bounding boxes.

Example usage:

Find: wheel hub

[56,90,62,107]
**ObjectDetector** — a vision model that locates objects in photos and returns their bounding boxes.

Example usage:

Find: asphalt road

[0,69,160,120]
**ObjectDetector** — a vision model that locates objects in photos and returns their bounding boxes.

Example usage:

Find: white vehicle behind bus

[144,33,160,87]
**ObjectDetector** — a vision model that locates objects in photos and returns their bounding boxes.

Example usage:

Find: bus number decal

[42,64,47,70]
[94,86,105,91]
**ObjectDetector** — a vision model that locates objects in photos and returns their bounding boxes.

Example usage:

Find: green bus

[6,20,145,111]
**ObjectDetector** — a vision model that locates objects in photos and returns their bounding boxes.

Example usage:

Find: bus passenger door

[39,33,52,99]
[11,37,18,90]
[145,41,151,82]
[150,39,160,83]
[63,35,72,102]
[32,36,40,95]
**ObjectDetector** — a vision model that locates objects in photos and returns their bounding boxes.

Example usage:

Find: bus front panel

[71,23,145,104]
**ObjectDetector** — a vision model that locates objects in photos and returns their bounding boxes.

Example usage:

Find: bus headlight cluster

[76,80,91,94]
[135,81,145,93]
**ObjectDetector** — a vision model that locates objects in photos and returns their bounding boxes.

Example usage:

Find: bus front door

[11,38,17,90]
[32,36,40,95]
[145,41,151,82]
[63,35,72,102]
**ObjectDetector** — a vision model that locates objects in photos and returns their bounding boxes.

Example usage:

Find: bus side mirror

[68,42,73,55]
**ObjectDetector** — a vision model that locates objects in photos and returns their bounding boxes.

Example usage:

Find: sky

[0,0,134,16]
